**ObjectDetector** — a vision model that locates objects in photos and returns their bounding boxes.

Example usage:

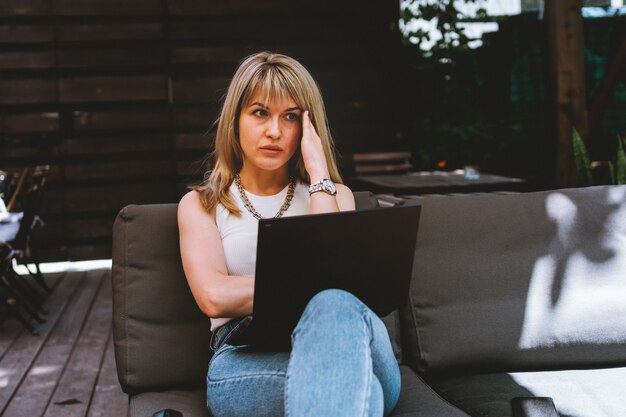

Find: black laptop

[233,204,421,350]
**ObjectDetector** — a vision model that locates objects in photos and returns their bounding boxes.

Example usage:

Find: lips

[260,145,282,152]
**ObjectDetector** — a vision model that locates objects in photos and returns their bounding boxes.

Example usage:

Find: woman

[178,52,400,417]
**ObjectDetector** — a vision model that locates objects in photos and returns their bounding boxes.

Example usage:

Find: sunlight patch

[13,259,112,275]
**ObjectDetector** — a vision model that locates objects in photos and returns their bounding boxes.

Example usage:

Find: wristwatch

[309,178,337,196]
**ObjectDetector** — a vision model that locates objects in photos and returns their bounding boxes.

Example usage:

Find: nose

[265,116,281,139]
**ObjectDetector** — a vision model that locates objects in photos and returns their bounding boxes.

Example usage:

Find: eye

[252,108,268,117]
[284,112,300,121]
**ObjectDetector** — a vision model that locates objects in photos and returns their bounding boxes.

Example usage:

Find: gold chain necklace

[234,174,296,220]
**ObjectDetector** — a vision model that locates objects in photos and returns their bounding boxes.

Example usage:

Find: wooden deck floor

[0,268,129,417]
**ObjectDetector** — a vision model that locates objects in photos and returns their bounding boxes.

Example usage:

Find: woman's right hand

[300,111,331,184]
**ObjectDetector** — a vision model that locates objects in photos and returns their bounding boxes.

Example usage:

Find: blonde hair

[194,51,342,215]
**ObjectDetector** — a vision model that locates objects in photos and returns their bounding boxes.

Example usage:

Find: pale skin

[178,94,355,319]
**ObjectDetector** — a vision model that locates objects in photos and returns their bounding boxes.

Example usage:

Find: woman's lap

[206,289,400,417]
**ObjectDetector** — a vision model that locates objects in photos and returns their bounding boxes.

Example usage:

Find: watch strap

[309,178,337,196]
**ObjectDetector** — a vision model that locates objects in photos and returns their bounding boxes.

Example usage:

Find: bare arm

[309,183,355,213]
[178,190,254,318]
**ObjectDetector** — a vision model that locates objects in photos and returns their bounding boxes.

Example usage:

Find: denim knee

[305,289,367,316]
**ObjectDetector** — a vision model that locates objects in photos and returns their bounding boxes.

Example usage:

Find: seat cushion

[128,366,469,417]
[401,186,626,375]
[432,365,626,417]
[390,366,470,417]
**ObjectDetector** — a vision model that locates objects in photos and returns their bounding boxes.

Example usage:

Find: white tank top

[211,181,310,331]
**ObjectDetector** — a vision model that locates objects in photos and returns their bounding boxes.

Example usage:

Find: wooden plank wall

[0,1,401,261]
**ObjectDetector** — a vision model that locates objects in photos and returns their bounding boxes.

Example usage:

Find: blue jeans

[206,289,401,417]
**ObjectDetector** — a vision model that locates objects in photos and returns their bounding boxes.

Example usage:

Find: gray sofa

[112,186,626,417]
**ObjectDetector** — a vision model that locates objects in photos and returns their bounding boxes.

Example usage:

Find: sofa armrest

[512,397,560,417]
[112,204,212,394]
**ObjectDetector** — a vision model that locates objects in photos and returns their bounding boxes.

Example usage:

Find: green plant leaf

[572,128,593,186]
[616,135,626,185]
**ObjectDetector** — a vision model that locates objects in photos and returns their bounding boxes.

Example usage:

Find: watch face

[323,179,337,194]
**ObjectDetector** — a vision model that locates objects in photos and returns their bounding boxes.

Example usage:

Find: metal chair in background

[9,165,51,293]
[0,165,51,334]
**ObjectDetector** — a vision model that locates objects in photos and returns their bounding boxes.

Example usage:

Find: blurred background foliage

[397,0,626,187]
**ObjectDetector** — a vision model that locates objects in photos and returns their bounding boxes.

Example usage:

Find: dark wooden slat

[177,180,193,196]
[44,183,177,214]
[72,109,170,130]
[56,23,163,41]
[0,112,58,133]
[0,272,81,414]
[172,106,217,128]
[59,75,168,103]
[57,46,166,68]
[170,43,393,66]
[171,46,241,64]
[64,159,173,180]
[43,270,112,417]
[169,18,389,42]
[55,135,171,155]
[0,50,55,69]
[0,78,57,104]
[177,158,206,177]
[87,331,129,417]
[172,76,230,104]
[40,217,114,240]
[0,0,51,17]
[167,0,380,16]
[274,44,395,65]
[0,164,60,186]
[0,25,54,43]
[52,0,161,16]
[0,146,48,160]
[175,132,211,150]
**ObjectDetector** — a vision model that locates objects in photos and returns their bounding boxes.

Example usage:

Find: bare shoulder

[336,183,356,211]
[178,190,201,213]
[178,190,213,226]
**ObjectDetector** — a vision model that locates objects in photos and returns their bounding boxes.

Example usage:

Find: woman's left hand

[301,111,330,182]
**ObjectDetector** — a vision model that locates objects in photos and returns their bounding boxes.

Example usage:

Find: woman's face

[238,93,302,174]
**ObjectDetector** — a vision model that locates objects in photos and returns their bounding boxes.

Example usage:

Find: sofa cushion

[431,365,626,417]
[112,204,212,394]
[401,185,626,375]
